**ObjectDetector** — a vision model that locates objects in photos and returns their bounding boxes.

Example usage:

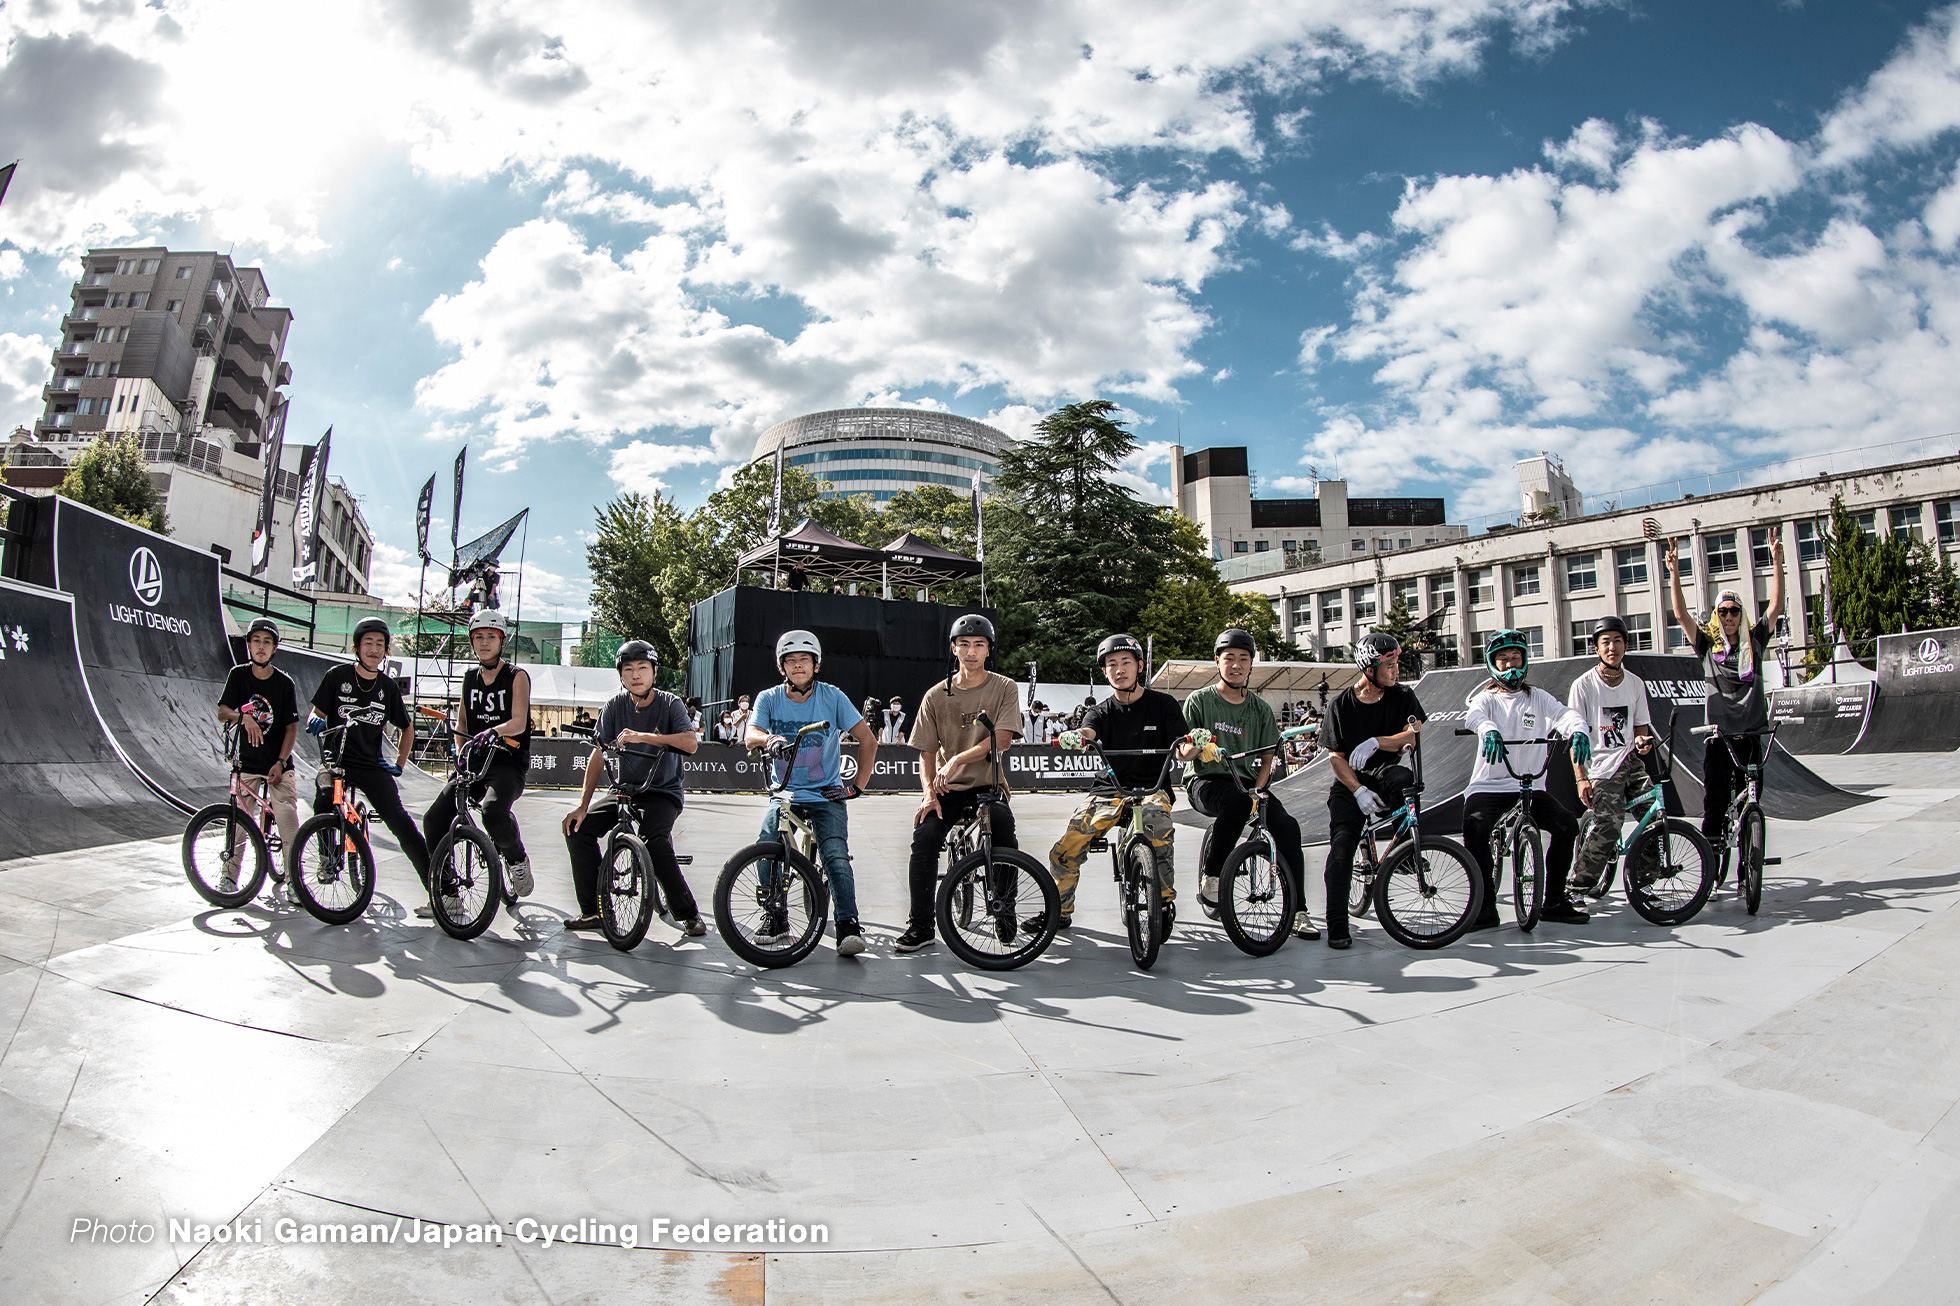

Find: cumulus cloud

[0,332,51,431]
[607,440,721,496]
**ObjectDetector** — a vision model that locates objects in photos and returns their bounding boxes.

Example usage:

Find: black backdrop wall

[688,585,995,715]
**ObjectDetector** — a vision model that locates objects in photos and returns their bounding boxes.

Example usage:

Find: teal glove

[1569,732,1592,767]
[1480,731,1507,764]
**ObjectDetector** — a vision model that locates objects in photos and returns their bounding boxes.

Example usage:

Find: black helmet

[1591,615,1630,646]
[1355,631,1401,672]
[1214,628,1257,656]
[615,638,658,671]
[351,616,391,651]
[949,613,996,647]
[245,617,281,646]
[1096,633,1145,668]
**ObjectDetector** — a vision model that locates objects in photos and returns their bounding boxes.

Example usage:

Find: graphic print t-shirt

[1181,685,1278,786]
[219,664,298,774]
[1569,667,1652,781]
[1081,689,1188,793]
[1694,618,1774,736]
[311,664,409,770]
[461,663,532,770]
[909,673,1023,792]
[751,681,863,802]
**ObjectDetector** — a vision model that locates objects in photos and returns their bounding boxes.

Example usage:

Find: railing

[221,567,320,649]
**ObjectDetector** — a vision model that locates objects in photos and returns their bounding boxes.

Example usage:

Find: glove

[470,729,500,749]
[1183,729,1223,763]
[1569,732,1593,767]
[306,717,327,737]
[381,760,403,777]
[1057,730,1087,751]
[765,736,793,758]
[1480,731,1507,764]
[1355,787,1386,818]
[843,782,863,800]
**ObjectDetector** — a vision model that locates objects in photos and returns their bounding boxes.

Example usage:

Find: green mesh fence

[221,587,567,663]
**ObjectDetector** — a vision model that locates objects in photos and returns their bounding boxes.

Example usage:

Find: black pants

[422,761,529,867]
[1461,790,1580,921]
[316,764,431,883]
[1190,776,1306,919]
[907,789,1017,931]
[1701,735,1764,842]
[1322,766,1413,940]
[565,793,699,921]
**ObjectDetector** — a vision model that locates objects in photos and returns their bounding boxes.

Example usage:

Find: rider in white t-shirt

[1568,616,1659,894]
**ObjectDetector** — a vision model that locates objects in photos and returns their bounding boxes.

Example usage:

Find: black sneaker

[836,917,866,957]
[563,914,604,931]
[894,926,935,953]
[1328,934,1353,950]
[994,913,1017,944]
[1024,913,1070,934]
[1541,898,1591,925]
[1161,901,1176,935]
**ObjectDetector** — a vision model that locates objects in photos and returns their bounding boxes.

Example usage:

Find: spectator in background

[882,696,907,744]
[717,710,735,742]
[727,694,752,745]
[684,696,705,736]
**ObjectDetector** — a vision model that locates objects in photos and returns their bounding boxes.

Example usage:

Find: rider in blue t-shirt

[745,629,880,956]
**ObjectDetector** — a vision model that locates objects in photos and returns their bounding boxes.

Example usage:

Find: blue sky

[4,1,1959,620]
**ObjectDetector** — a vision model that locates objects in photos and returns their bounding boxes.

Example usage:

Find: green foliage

[59,434,168,534]
[987,401,1207,681]
[575,625,624,669]
[1370,597,1425,676]
[1806,494,1960,671]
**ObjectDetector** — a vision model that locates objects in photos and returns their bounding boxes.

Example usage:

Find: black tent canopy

[880,532,982,587]
[736,519,983,590]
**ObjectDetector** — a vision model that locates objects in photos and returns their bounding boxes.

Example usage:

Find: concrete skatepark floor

[5,759,1960,1305]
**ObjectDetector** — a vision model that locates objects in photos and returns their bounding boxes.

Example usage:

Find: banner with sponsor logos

[523,739,1114,793]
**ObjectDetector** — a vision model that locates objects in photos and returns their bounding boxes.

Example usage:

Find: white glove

[1354,787,1386,818]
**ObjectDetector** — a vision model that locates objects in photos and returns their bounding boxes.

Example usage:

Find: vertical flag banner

[249,400,288,576]
[971,470,985,562]
[292,428,331,586]
[0,161,16,210]
[415,473,436,564]
[766,439,784,539]
[451,447,468,556]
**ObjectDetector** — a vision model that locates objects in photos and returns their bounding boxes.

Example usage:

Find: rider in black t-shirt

[215,617,301,866]
[306,617,431,890]
[421,609,534,915]
[1320,633,1426,949]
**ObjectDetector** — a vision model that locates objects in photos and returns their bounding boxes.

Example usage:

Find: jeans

[1461,790,1580,919]
[1321,766,1413,940]
[315,764,431,884]
[1049,791,1175,917]
[906,789,1018,931]
[761,799,858,924]
[422,760,529,869]
[565,793,699,921]
[1572,751,1658,892]
[1701,735,1763,843]
[1189,776,1306,919]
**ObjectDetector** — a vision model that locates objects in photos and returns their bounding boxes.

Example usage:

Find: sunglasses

[1716,606,1744,615]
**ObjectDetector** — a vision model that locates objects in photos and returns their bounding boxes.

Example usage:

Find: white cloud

[0,250,23,281]
[365,540,425,607]
[0,331,50,431]
[607,440,721,497]
[1816,5,1960,166]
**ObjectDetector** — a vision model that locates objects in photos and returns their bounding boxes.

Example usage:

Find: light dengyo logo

[129,547,163,607]
[1920,637,1944,665]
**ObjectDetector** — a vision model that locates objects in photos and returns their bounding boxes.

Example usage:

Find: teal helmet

[1484,629,1531,690]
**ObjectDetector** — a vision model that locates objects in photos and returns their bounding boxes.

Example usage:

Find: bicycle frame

[312,721,371,851]
[1082,744,1182,881]
[1353,722,1428,885]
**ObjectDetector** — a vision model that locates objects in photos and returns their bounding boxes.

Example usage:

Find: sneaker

[1198,875,1220,919]
[894,925,936,953]
[836,918,866,957]
[216,873,238,896]
[1160,900,1176,936]
[1293,910,1321,941]
[756,910,790,944]
[506,860,534,897]
[994,913,1018,944]
[563,913,604,931]
[441,894,465,920]
[1328,934,1353,950]
[681,917,708,938]
[1541,898,1591,925]
[414,904,435,919]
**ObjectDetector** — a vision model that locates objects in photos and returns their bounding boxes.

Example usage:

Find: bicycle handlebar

[1690,724,1779,738]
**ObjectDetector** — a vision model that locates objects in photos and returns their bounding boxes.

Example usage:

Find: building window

[1664,609,1691,651]
[1706,532,1739,575]
[175,266,192,279]
[1617,546,1648,586]
[1321,592,1344,624]
[1569,619,1592,653]
[166,299,182,313]
[1287,596,1312,628]
[1253,540,1270,553]
[1668,538,1693,578]
[1468,568,1494,605]
[1565,554,1597,592]
[1624,612,1654,651]
[1430,575,1456,609]
[1521,626,1543,659]
[1232,540,1248,553]
[1890,505,1923,542]
[104,293,124,309]
[1938,502,1959,546]
[1751,527,1775,568]
[1282,540,1297,551]
[1352,585,1377,621]
[1436,633,1459,663]
[1853,510,1877,541]
[1391,579,1420,612]
[139,259,160,274]
[1796,519,1825,563]
[1350,539,1366,553]
[1397,538,1411,550]
[1512,564,1541,597]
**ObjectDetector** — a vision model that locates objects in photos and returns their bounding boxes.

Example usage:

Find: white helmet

[775,629,822,667]
[468,608,510,638]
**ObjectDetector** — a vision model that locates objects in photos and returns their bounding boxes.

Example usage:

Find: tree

[59,434,168,533]
[1136,513,1297,661]
[1369,597,1424,676]
[987,401,1204,681]
[1808,494,1960,670]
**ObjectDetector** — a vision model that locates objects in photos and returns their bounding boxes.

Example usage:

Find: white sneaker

[837,931,866,958]
[506,860,534,897]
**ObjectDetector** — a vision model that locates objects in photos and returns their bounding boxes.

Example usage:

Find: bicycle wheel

[1122,841,1164,970]
[182,804,271,908]
[1575,811,1617,901]
[1510,827,1545,932]
[937,849,1059,971]
[428,826,502,941]
[599,831,657,951]
[1219,841,1297,957]
[1624,819,1716,926]
[1739,806,1766,915]
[715,842,828,968]
[1373,836,1483,950]
[287,813,376,925]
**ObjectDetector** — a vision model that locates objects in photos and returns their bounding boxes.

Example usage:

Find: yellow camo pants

[1048,792,1175,917]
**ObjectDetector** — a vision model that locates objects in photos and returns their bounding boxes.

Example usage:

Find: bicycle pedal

[1761,857,1782,866]
[674,854,694,865]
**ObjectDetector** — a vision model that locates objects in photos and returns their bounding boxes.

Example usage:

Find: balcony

[47,377,82,393]
[80,273,112,287]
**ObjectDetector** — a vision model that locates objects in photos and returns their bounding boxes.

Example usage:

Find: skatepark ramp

[0,577,181,856]
[1266,653,1870,846]
[1771,626,1960,755]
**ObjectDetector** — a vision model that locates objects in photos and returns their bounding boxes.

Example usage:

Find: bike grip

[1453,728,1473,736]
